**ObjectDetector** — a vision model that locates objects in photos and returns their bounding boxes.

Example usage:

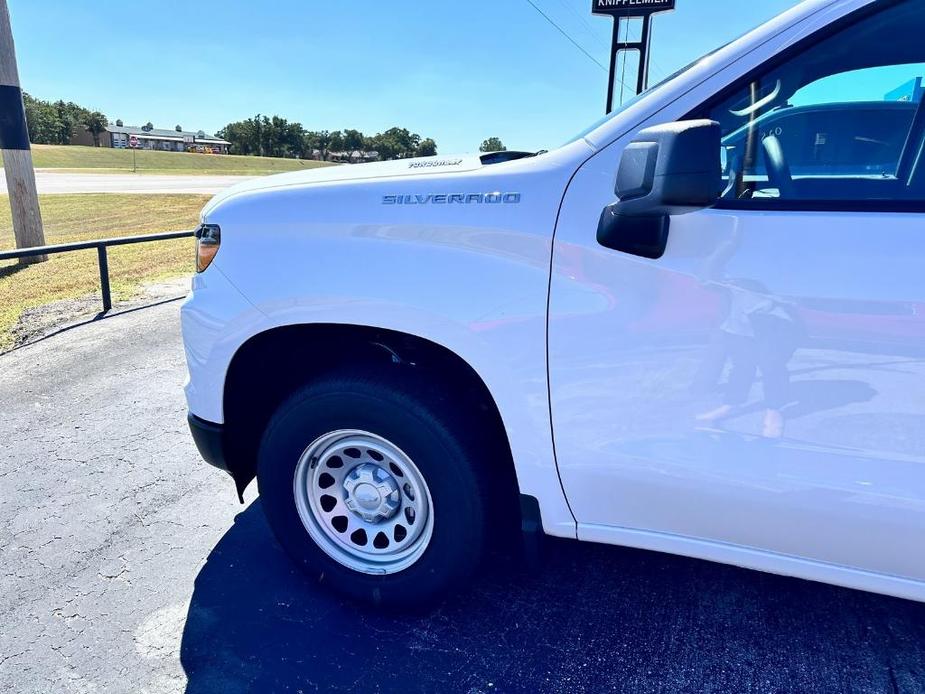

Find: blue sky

[11,0,801,154]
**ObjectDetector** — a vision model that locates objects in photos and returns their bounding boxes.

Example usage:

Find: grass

[6,144,336,176]
[0,193,208,350]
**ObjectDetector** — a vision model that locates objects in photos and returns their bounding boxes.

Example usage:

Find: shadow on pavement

[3,294,186,356]
[180,501,925,693]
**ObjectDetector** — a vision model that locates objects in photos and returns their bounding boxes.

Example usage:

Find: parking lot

[2,291,925,693]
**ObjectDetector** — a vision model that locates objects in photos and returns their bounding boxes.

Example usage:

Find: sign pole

[0,0,46,264]
[605,18,621,116]
[129,134,138,172]
[593,0,676,114]
[637,13,652,94]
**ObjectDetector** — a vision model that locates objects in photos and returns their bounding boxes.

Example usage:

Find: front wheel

[257,372,490,606]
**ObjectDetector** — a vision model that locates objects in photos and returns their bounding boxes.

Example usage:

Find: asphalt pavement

[0,172,254,195]
[1,291,925,693]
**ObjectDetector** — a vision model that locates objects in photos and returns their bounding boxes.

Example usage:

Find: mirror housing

[598,119,722,259]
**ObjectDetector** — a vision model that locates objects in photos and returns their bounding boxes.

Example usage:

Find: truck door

[549,0,925,582]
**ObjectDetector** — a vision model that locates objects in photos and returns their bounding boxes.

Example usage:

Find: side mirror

[597,119,722,259]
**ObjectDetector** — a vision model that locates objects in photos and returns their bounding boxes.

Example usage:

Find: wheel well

[222,324,521,512]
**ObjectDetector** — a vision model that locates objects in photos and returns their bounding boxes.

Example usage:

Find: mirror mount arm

[597,207,671,260]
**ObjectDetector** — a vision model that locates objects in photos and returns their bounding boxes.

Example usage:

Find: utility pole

[0,0,45,264]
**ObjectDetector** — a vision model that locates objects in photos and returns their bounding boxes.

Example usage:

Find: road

[0,172,255,195]
[1,293,924,693]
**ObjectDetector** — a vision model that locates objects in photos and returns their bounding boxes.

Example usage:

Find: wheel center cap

[354,483,381,510]
[342,462,401,523]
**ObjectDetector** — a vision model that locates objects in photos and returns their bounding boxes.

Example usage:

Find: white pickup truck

[183,0,925,606]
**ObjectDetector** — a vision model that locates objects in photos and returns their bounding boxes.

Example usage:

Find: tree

[175,124,183,132]
[84,111,109,147]
[143,121,154,132]
[342,129,365,153]
[314,130,332,160]
[369,127,421,160]
[480,137,506,153]
[302,130,331,160]
[415,138,437,157]
[55,101,91,144]
[218,115,437,162]
[23,93,62,145]
[21,94,116,145]
[218,115,263,156]
[115,119,123,127]
[327,130,346,154]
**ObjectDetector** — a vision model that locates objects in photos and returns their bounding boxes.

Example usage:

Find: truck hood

[203,154,486,215]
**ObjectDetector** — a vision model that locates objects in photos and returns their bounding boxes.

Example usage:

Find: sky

[10,0,803,154]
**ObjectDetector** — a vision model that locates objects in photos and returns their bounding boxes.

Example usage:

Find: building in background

[70,123,231,154]
[323,150,380,164]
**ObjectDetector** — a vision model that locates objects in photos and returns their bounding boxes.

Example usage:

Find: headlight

[195,224,221,273]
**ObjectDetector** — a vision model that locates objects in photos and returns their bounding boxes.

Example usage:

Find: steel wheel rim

[293,429,434,575]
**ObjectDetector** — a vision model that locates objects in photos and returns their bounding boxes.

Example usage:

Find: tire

[257,370,491,607]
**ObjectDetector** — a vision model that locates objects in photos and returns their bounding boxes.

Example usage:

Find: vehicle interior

[707,1,925,203]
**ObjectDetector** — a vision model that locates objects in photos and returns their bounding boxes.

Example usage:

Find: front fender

[185,149,591,536]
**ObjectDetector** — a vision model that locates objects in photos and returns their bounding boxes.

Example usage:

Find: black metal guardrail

[0,230,195,312]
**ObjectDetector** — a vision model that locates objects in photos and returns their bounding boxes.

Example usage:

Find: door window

[697,1,925,206]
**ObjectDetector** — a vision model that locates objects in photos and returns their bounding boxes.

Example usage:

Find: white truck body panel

[184,0,925,600]
[183,141,594,537]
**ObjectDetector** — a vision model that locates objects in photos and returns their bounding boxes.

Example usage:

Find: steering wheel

[761,135,796,198]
